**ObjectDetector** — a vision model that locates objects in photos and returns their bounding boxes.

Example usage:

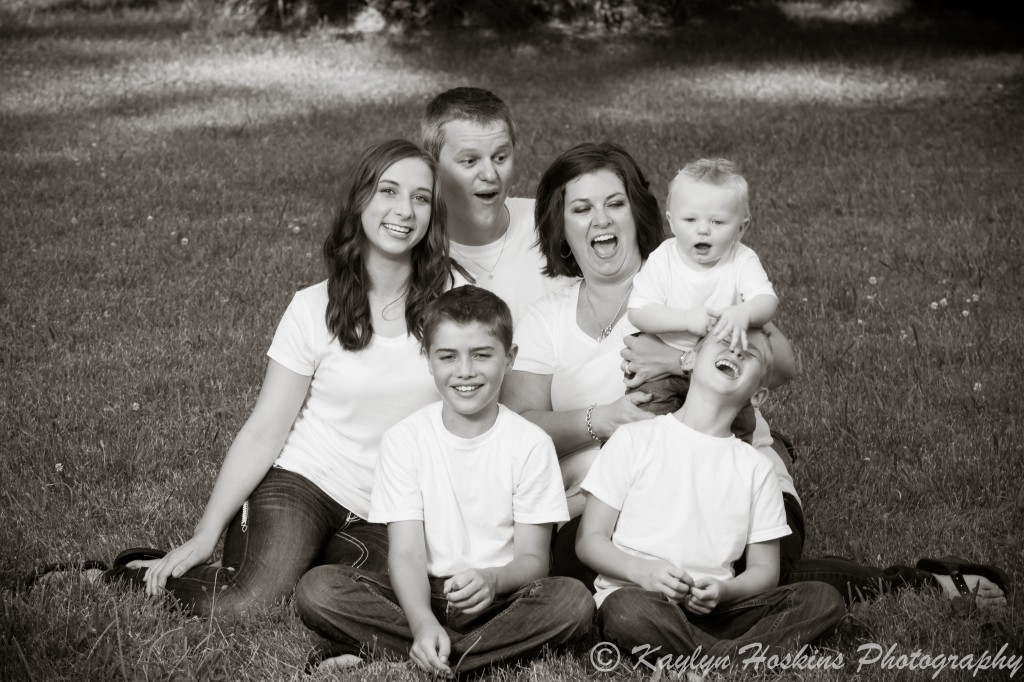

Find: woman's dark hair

[534,142,666,278]
[323,139,451,351]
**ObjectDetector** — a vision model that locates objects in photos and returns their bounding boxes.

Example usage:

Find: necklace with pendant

[452,206,510,281]
[583,281,632,342]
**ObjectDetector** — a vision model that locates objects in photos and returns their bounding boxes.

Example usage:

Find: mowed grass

[1,4,1022,680]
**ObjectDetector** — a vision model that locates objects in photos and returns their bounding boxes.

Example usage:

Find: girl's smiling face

[361,156,434,259]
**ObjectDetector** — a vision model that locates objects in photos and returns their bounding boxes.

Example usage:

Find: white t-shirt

[266,280,440,519]
[513,281,638,516]
[629,240,777,353]
[515,281,798,506]
[370,403,568,577]
[449,197,571,326]
[582,415,791,607]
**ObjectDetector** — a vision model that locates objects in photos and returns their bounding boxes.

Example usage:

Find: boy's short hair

[421,87,518,160]
[421,285,514,353]
[669,158,751,221]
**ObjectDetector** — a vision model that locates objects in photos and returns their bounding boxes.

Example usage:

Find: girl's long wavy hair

[323,139,451,351]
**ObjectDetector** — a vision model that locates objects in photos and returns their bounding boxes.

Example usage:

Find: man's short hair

[421,285,514,353]
[421,87,518,159]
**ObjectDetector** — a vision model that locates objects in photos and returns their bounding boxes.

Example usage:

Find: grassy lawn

[1,3,1022,680]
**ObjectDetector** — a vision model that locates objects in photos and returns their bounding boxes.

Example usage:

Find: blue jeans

[105,467,389,617]
[294,566,594,674]
[598,582,845,661]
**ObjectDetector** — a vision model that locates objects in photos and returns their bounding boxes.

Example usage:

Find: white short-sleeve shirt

[266,280,441,519]
[449,197,572,326]
[370,403,568,577]
[630,239,777,352]
[513,281,638,513]
[583,415,791,607]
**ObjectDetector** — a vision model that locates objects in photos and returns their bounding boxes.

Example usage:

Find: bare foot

[317,654,363,672]
[932,573,1007,607]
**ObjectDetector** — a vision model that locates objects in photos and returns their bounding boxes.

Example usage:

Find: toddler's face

[667,179,748,270]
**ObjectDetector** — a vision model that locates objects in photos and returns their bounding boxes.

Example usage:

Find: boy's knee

[797,581,847,621]
[550,578,595,629]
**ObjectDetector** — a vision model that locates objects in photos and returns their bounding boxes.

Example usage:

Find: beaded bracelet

[585,404,604,445]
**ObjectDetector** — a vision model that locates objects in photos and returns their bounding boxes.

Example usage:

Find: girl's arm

[501,370,651,453]
[389,520,452,676]
[139,360,310,594]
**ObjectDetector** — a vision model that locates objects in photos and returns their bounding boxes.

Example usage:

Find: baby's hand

[709,305,750,351]
[685,577,724,614]
[636,560,693,602]
[685,306,714,337]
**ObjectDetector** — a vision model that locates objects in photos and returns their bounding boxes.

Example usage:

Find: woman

[104,139,458,617]
[501,142,1008,606]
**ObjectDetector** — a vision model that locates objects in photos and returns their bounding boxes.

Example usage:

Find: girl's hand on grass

[444,569,497,615]
[685,577,724,614]
[635,560,693,601]
[709,306,749,351]
[410,623,452,677]
[593,395,654,440]
[137,535,217,596]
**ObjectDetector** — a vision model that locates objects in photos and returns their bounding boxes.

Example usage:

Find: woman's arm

[140,360,311,594]
[501,370,651,453]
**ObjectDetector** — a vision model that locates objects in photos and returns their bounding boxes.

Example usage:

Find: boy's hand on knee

[685,577,724,614]
[444,569,497,615]
[635,560,693,602]
[410,624,452,677]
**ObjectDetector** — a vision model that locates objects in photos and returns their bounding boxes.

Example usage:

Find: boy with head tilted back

[577,328,845,662]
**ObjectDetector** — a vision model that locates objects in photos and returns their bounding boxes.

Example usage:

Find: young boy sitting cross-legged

[577,329,845,662]
[295,285,593,678]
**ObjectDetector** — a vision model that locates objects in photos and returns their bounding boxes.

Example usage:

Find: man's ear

[749,386,769,409]
[679,349,696,374]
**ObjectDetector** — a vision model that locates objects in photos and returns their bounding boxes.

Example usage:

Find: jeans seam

[454,580,538,646]
[354,574,407,619]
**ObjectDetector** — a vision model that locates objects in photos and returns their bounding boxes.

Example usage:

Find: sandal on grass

[111,547,166,568]
[22,560,109,590]
[916,555,1011,596]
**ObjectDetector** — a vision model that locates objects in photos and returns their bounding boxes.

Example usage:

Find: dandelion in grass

[71,217,77,225]
[181,237,189,245]
[869,276,877,285]
[290,223,302,235]
[132,402,140,411]
[973,293,980,302]
[147,215,153,221]
[930,302,938,310]
[55,463,64,473]
[857,319,864,325]
[962,309,969,317]
[940,297,948,307]
[974,382,982,392]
